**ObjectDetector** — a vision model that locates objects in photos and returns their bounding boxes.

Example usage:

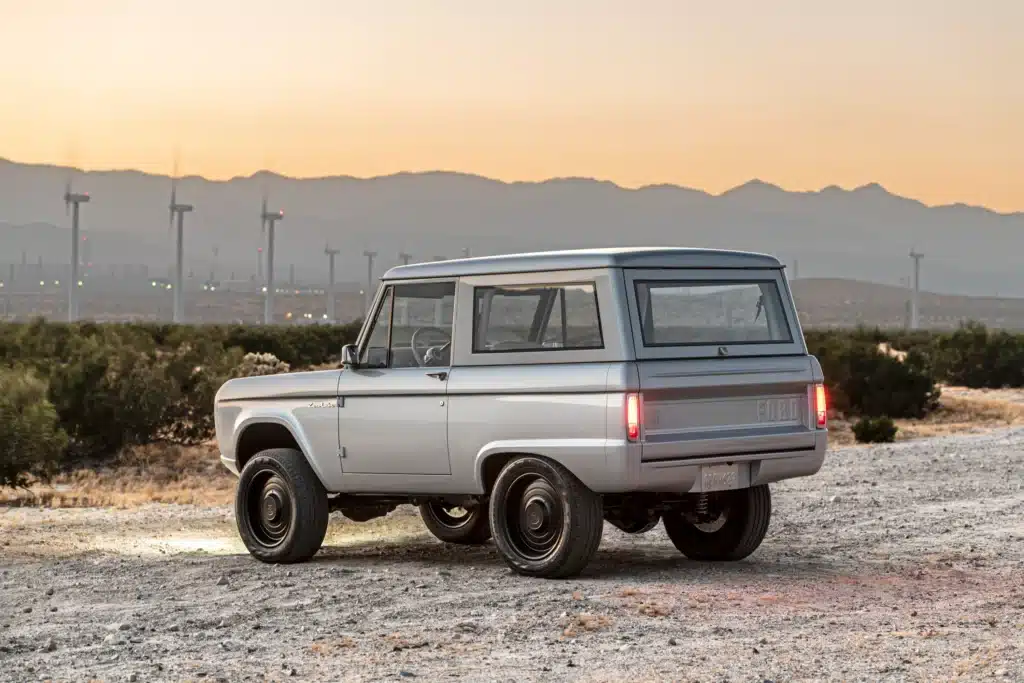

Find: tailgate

[638,356,817,461]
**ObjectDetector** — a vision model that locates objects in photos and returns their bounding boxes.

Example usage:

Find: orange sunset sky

[1,0,1021,212]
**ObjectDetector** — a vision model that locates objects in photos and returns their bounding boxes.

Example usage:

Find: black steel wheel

[419,502,491,544]
[489,457,603,578]
[235,448,329,563]
[246,469,293,548]
[662,485,772,562]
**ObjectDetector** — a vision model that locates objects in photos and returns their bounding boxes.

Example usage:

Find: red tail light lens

[814,384,827,428]
[626,393,641,441]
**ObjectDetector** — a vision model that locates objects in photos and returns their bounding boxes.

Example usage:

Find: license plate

[756,397,800,424]
[700,464,740,492]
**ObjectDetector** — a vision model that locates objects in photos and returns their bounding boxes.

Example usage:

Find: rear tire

[419,502,491,545]
[663,485,771,561]
[489,457,603,578]
[235,448,329,563]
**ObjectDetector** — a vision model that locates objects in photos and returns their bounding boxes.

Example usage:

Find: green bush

[928,322,1024,389]
[46,334,176,459]
[852,416,898,443]
[0,367,68,487]
[806,335,940,419]
[19,319,1024,464]
[161,340,244,445]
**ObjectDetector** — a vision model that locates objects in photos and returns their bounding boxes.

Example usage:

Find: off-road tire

[663,485,771,561]
[235,448,329,563]
[489,456,603,578]
[419,502,492,545]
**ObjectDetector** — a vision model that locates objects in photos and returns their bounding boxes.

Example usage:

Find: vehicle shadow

[312,536,843,583]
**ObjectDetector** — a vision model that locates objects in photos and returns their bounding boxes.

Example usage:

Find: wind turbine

[362,250,377,317]
[398,252,412,266]
[260,189,285,324]
[324,243,340,321]
[909,249,924,330]
[210,245,219,282]
[63,171,90,322]
[168,161,194,323]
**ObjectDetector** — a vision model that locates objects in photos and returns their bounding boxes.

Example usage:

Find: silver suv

[215,248,827,578]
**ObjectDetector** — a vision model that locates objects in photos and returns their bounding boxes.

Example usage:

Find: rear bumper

[588,430,827,494]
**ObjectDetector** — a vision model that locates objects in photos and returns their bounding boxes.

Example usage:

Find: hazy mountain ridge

[1,157,1022,296]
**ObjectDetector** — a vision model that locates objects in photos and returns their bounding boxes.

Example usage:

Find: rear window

[634,280,793,346]
[473,283,603,353]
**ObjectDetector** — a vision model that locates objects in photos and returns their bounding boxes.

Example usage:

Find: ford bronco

[214,247,827,578]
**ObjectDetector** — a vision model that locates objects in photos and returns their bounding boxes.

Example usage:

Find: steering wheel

[410,326,452,367]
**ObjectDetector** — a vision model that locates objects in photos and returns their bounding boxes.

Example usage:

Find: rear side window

[635,281,792,346]
[473,283,603,353]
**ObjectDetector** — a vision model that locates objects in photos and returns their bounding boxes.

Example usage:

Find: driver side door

[337,281,455,476]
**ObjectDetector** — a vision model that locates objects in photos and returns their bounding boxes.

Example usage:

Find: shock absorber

[695,493,710,519]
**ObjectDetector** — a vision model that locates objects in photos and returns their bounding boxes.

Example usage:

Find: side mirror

[341,344,359,368]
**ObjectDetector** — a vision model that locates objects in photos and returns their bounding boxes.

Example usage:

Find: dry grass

[829,388,1024,446]
[0,442,235,508]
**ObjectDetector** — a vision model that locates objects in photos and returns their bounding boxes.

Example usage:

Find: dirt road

[2,429,1022,682]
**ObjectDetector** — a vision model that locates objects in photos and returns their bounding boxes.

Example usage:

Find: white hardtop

[381,247,783,281]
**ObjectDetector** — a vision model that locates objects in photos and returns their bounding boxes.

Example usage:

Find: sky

[1,0,1021,211]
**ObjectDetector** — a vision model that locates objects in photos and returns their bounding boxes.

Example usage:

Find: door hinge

[338,446,346,460]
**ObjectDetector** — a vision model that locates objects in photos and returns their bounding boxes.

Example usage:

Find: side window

[390,282,456,368]
[360,287,393,368]
[473,283,603,353]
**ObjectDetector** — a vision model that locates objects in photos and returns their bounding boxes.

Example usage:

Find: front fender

[225,409,332,490]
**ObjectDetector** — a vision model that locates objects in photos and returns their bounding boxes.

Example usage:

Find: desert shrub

[807,336,939,419]
[161,340,244,445]
[928,322,1024,389]
[0,367,68,487]
[0,320,366,461]
[852,416,898,443]
[46,335,176,460]
[232,352,291,377]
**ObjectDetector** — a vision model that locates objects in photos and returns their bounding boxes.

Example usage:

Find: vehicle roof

[381,247,782,281]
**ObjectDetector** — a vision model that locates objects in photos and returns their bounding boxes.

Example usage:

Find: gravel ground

[1,429,1022,682]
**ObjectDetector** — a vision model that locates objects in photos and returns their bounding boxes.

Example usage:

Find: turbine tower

[261,193,285,324]
[168,167,194,323]
[63,173,90,322]
[909,249,924,330]
[324,244,340,321]
[210,245,219,282]
[398,252,412,266]
[362,250,377,317]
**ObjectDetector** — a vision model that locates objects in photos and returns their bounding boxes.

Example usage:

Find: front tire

[662,485,771,561]
[489,457,603,579]
[235,448,329,563]
[419,502,491,544]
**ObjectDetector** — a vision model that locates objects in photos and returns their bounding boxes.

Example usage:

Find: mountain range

[2,157,1022,296]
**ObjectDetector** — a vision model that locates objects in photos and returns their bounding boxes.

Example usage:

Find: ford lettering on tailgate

[756,397,800,424]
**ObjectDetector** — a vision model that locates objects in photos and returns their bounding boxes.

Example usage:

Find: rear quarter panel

[446,362,636,493]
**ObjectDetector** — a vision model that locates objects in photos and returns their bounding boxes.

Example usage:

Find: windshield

[634,280,793,346]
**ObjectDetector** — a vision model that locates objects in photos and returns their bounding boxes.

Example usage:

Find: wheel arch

[474,440,604,494]
[234,417,329,488]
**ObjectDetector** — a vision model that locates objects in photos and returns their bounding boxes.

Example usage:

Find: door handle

[426,371,448,381]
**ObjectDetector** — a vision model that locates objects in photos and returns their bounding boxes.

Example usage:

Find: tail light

[814,384,827,428]
[626,392,642,441]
